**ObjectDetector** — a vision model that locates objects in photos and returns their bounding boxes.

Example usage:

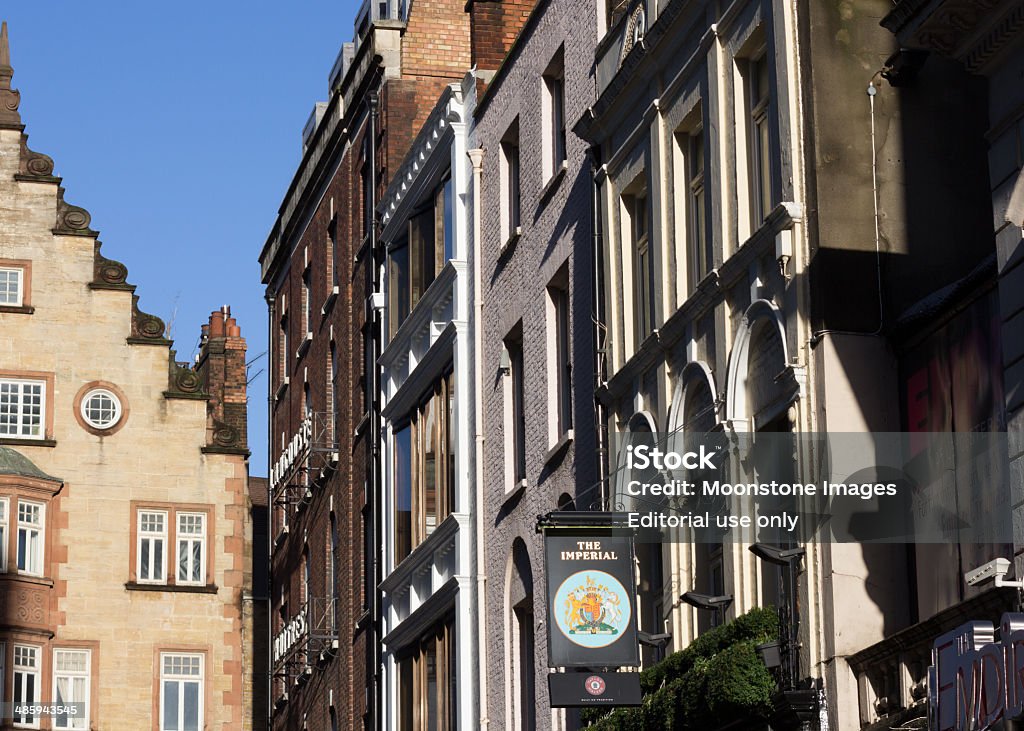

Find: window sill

[498,228,522,259]
[125,581,219,594]
[503,477,528,503]
[544,428,574,467]
[274,377,289,401]
[0,437,56,448]
[296,332,313,359]
[0,573,54,588]
[321,286,339,317]
[0,304,34,314]
[538,160,568,209]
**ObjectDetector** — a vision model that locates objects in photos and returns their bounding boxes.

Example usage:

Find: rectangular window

[0,267,23,306]
[389,174,452,337]
[397,618,456,731]
[394,425,412,563]
[543,51,567,181]
[503,327,526,490]
[749,54,773,227]
[160,653,203,731]
[501,120,521,243]
[0,497,7,571]
[626,191,654,346]
[53,649,91,730]
[0,379,45,439]
[13,644,40,728]
[438,177,454,263]
[17,500,44,576]
[687,130,708,290]
[177,513,206,585]
[393,372,457,563]
[279,313,289,381]
[302,268,312,336]
[138,510,168,583]
[547,274,572,443]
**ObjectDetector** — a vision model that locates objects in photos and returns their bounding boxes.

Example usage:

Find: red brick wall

[469,0,535,71]
[401,0,471,78]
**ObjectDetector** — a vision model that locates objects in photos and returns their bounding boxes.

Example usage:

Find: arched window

[505,539,535,730]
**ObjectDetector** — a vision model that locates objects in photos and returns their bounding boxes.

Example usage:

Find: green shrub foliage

[579,606,778,730]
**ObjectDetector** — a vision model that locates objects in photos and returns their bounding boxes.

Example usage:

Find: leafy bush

[580,606,778,730]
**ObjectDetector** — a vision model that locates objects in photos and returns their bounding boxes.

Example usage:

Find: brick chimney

[196,305,248,453]
[467,0,535,82]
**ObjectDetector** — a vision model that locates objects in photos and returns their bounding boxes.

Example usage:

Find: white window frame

[500,120,521,244]
[138,509,168,584]
[176,512,206,586]
[0,266,24,307]
[748,53,772,228]
[159,652,204,731]
[52,648,91,730]
[542,53,567,182]
[0,378,46,440]
[0,496,8,571]
[80,388,122,430]
[545,278,572,446]
[13,643,41,729]
[16,500,44,577]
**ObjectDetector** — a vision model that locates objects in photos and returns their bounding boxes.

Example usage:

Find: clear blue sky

[4,2,360,475]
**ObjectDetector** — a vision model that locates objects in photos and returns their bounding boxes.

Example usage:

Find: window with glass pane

[688,130,708,290]
[302,268,312,335]
[549,282,572,437]
[397,619,456,731]
[139,510,167,583]
[394,372,457,562]
[0,267,23,306]
[629,192,654,346]
[501,119,521,243]
[13,644,40,728]
[53,649,90,729]
[542,51,566,180]
[161,653,203,731]
[440,177,454,263]
[395,426,412,562]
[750,54,773,227]
[0,379,44,439]
[177,513,206,585]
[0,497,7,571]
[82,389,121,429]
[17,500,43,576]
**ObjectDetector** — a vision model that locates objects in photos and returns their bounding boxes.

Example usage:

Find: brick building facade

[258,0,471,728]
[467,0,601,724]
[0,22,255,730]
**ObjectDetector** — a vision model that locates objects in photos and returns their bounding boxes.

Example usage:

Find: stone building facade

[258,0,471,728]
[0,22,255,731]
[577,0,1019,728]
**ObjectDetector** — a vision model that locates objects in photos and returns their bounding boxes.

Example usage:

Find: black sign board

[544,530,640,668]
[548,671,643,707]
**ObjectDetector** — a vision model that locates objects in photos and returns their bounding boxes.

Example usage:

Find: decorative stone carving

[53,187,98,236]
[130,295,168,342]
[91,241,131,289]
[18,135,56,179]
[0,579,51,632]
[166,350,205,398]
[211,418,240,448]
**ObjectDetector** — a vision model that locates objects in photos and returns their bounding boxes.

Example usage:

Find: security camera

[964,558,1018,588]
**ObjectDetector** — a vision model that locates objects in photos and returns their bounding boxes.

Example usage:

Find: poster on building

[544,530,640,668]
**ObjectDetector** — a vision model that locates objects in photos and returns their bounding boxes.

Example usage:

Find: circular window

[81,389,122,429]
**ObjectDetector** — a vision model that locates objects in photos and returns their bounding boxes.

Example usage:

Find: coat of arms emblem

[553,571,631,649]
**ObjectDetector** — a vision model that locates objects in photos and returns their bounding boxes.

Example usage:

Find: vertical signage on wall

[543,525,640,669]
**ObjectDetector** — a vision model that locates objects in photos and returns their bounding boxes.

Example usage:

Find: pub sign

[544,530,640,668]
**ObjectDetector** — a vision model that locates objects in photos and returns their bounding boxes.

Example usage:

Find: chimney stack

[196,305,248,452]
